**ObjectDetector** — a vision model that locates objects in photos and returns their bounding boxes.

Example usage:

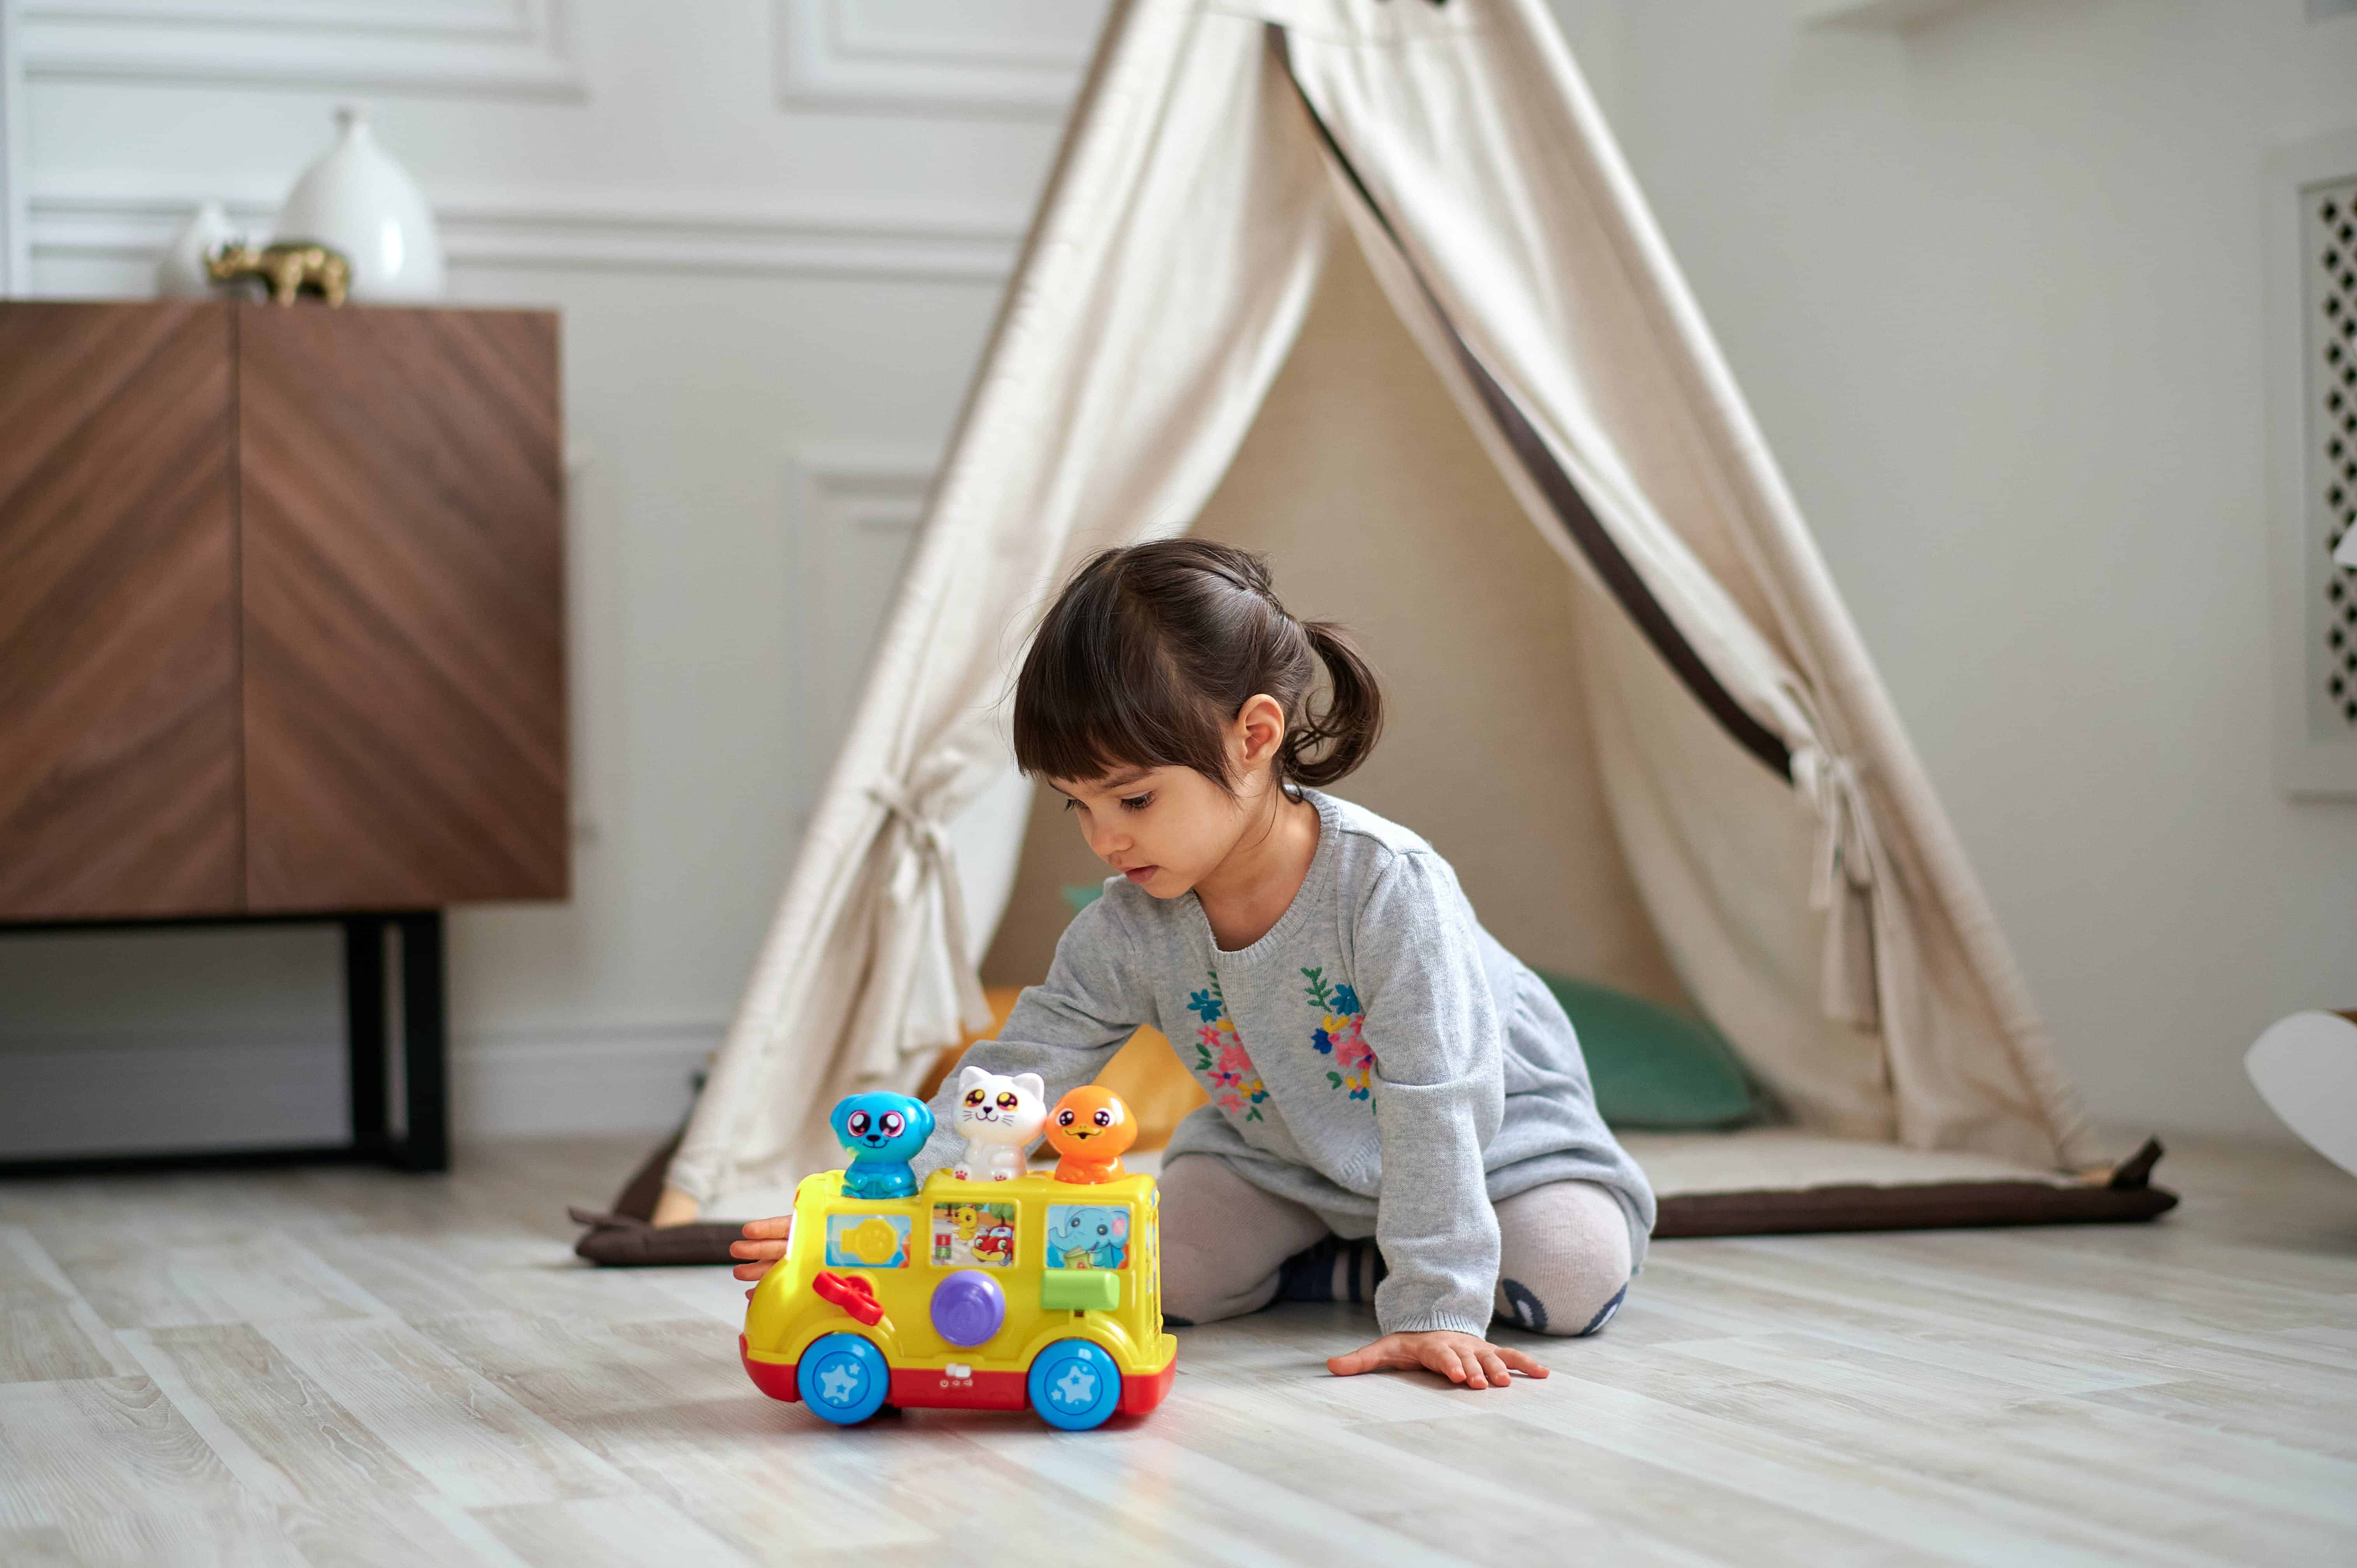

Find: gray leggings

[1158,1154,1633,1338]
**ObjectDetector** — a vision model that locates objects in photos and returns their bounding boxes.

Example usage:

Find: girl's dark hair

[1012,539,1384,795]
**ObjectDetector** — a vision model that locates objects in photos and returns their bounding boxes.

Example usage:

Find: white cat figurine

[951,1067,1046,1182]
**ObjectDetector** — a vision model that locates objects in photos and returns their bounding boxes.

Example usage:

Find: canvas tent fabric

[661,0,2108,1222]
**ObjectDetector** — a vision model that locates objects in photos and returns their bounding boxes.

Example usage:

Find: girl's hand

[730,1215,792,1282]
[1327,1330,1549,1390]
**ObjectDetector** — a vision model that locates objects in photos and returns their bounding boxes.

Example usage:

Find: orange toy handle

[811,1271,885,1326]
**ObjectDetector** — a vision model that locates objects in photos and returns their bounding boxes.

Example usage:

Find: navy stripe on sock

[1576,1283,1629,1338]
[1276,1238,1387,1305]
[1276,1236,1346,1303]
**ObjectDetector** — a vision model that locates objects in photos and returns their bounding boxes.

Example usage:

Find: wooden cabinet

[0,303,242,918]
[0,300,568,921]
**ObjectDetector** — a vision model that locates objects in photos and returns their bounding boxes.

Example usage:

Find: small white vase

[156,201,239,297]
[273,105,445,302]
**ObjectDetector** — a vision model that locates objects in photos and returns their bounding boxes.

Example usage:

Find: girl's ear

[1232,692,1286,776]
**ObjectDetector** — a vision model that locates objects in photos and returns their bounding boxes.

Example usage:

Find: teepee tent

[614,0,2168,1250]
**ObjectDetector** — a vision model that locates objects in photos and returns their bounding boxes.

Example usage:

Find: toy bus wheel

[1027,1339,1122,1431]
[797,1333,890,1425]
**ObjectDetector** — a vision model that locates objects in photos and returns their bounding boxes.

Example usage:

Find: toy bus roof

[794,1168,1156,1209]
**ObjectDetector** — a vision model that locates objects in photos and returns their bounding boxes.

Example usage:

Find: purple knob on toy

[929,1270,1005,1347]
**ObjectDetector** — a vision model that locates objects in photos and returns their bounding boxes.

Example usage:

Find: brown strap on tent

[1269,24,1793,783]
[2105,1135,2163,1191]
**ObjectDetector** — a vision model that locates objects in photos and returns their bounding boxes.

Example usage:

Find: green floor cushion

[1533,971,1762,1130]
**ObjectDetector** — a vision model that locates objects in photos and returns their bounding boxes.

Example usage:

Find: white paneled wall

[1595,0,2357,1141]
[772,0,1098,113]
[0,0,1104,1146]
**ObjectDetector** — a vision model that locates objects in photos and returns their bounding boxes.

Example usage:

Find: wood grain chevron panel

[0,301,241,919]
[239,306,567,910]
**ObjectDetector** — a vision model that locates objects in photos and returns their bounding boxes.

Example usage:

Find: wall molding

[27,185,1027,283]
[0,0,27,293]
[784,444,938,799]
[0,1017,719,1153]
[453,1019,717,1137]
[0,1028,348,1158]
[19,0,585,98]
[779,443,1032,956]
[771,0,1101,118]
[2266,123,2357,798]
[1797,0,1988,28]
[23,1,1109,117]
[793,441,942,496]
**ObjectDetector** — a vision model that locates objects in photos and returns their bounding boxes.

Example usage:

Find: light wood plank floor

[1,1135,2350,1566]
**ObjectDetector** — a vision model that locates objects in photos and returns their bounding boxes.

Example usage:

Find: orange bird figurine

[1045,1086,1136,1184]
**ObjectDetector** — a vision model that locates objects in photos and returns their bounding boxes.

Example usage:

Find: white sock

[1492,1180,1635,1337]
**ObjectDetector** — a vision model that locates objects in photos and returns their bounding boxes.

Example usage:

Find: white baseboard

[0,1029,348,1158]
[454,1021,718,1138]
[0,1020,720,1158]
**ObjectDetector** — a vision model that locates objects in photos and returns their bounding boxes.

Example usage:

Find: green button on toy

[1039,1270,1121,1311]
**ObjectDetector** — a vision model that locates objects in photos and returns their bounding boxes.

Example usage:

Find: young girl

[735,540,1654,1391]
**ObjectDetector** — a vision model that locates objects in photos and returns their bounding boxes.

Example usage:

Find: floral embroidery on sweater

[1187,973,1267,1121]
[1303,968,1375,1108]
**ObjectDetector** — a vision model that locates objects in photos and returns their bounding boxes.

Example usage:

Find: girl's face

[1047,696,1286,898]
[1048,763,1248,897]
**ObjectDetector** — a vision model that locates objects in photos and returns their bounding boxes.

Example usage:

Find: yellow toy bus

[740,1164,1177,1429]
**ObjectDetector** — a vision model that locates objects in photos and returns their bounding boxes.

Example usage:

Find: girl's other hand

[730,1215,792,1282]
[1327,1330,1548,1390]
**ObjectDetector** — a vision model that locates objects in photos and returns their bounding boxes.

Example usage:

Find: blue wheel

[1027,1338,1122,1431]
[797,1333,890,1425]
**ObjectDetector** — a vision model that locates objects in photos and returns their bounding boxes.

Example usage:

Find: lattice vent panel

[2313,178,2357,729]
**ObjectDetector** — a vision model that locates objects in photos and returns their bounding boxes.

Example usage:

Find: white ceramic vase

[155,201,240,297]
[273,105,445,302]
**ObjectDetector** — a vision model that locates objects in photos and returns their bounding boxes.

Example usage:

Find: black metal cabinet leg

[0,908,458,1179]
[394,910,449,1172]
[343,916,389,1155]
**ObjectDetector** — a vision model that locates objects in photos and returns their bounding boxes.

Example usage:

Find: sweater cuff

[1378,1312,1492,1338]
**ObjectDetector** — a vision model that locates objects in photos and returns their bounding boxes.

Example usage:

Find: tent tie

[1795,747,1881,1031]
[868,779,952,858]
[862,777,993,1058]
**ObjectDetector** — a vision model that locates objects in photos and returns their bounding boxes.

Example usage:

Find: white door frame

[0,0,28,295]
[2267,122,2357,798]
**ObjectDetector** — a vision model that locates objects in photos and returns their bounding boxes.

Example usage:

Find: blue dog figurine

[830,1092,935,1200]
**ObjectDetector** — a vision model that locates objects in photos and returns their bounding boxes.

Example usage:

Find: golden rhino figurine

[205,242,353,307]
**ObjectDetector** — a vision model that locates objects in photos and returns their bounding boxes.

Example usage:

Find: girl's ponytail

[1285,620,1384,789]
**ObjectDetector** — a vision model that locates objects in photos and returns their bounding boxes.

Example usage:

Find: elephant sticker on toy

[1045,1204,1129,1270]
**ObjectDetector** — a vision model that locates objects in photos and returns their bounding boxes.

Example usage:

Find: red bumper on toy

[742,1335,799,1402]
[891,1366,1028,1410]
[1118,1356,1177,1416]
[742,1334,1176,1418]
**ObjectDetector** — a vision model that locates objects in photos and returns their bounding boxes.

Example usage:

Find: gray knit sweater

[913,789,1654,1335]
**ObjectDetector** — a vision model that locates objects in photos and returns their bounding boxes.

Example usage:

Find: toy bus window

[1044,1204,1130,1270]
[930,1201,1016,1269]
[823,1213,911,1268]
